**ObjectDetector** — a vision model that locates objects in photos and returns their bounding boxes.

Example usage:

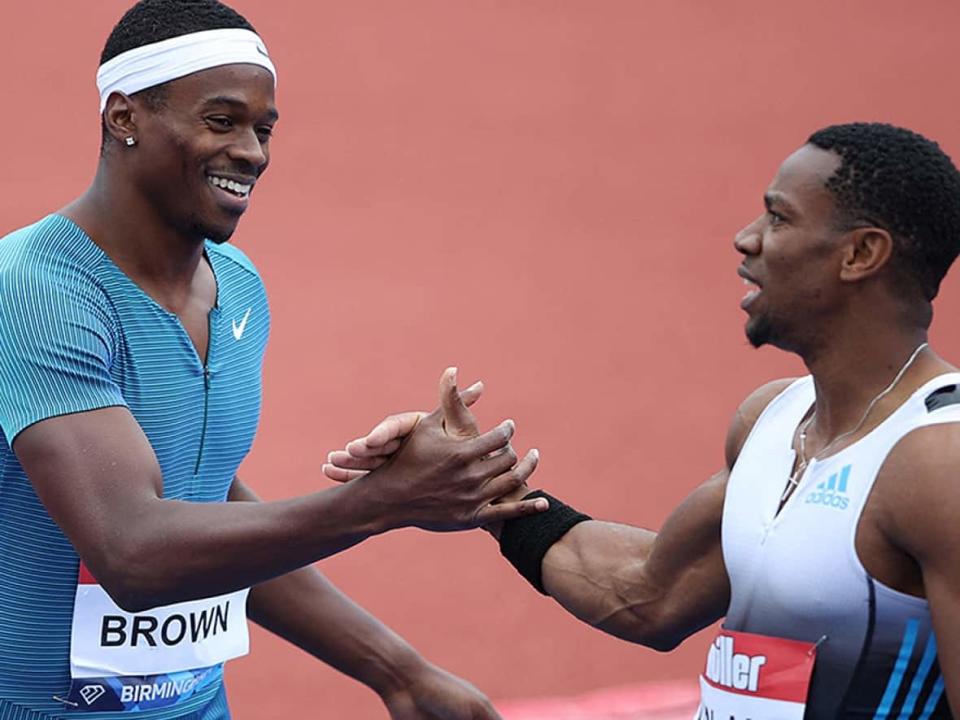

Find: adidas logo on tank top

[804,464,852,510]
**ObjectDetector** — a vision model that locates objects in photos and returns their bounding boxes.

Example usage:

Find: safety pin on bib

[52,694,79,708]
[808,635,828,657]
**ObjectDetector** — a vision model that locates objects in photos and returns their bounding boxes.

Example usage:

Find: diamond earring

[124,136,137,147]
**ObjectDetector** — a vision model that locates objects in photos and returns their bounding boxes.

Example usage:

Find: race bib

[64,563,249,712]
[696,629,818,720]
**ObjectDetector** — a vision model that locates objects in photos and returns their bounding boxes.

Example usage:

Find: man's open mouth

[207,175,252,199]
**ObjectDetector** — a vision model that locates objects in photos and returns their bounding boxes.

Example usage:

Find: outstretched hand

[322,372,483,482]
[336,368,545,531]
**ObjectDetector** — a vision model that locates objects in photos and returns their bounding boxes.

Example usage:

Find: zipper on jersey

[194,367,211,476]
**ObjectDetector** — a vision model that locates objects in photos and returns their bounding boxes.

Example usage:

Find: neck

[61,164,206,300]
[800,323,937,443]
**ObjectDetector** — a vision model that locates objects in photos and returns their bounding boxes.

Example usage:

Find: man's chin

[745,316,772,349]
[745,316,799,353]
[195,219,239,245]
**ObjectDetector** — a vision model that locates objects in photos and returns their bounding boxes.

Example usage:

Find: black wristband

[498,490,591,595]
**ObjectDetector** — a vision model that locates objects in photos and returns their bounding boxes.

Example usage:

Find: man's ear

[102,93,139,146]
[839,227,895,283]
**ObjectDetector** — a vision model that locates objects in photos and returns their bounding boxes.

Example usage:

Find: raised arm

[325,378,794,651]
[503,379,792,650]
[13,369,544,612]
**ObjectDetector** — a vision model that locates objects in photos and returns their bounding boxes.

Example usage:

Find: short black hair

[101,0,256,66]
[807,122,960,301]
[99,0,257,150]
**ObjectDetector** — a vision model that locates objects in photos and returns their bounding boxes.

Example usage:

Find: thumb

[439,367,480,438]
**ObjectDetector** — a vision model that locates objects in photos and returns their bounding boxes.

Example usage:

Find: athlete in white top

[325,122,960,718]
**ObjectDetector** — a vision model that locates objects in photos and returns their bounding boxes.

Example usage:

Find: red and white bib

[64,563,249,712]
[696,629,817,720]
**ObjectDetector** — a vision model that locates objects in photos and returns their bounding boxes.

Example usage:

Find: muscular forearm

[248,566,426,698]
[100,479,387,611]
[540,520,668,644]
[234,477,426,696]
[532,474,730,650]
[20,397,530,613]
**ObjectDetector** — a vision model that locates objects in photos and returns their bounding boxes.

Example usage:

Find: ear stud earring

[124,136,137,147]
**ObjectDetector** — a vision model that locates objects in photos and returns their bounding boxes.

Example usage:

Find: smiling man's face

[126,63,278,244]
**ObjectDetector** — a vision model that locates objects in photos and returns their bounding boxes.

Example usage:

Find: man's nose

[227,127,268,172]
[734,216,763,255]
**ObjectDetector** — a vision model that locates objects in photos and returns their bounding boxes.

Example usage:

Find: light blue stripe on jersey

[919,676,945,720]
[874,619,920,719]
[0,215,269,719]
[898,633,939,719]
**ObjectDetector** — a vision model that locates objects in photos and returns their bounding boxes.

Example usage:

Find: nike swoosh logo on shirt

[232,308,252,340]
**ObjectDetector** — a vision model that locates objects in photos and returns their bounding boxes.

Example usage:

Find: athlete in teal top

[0,1,546,718]
[0,214,268,718]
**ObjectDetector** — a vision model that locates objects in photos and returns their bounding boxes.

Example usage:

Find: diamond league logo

[80,684,107,706]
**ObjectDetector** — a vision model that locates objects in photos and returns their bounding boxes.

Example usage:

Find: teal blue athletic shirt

[0,215,269,719]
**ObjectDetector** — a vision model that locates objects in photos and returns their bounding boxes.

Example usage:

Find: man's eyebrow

[764,192,797,214]
[199,95,279,122]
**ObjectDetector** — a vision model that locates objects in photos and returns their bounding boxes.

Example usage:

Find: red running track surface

[4,1,960,718]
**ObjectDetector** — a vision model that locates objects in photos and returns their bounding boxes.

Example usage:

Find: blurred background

[4,1,960,717]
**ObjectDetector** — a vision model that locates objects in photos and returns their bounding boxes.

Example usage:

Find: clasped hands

[323,367,545,533]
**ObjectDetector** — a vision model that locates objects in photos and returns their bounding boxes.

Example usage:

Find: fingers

[344,371,480,459]
[348,413,423,456]
[465,419,515,458]
[476,445,519,479]
[439,367,480,438]
[475,495,548,526]
[460,380,484,408]
[342,438,402,461]
[321,464,368,483]
[482,448,539,498]
[326,449,391,471]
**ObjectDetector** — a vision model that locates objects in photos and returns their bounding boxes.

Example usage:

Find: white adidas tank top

[722,373,960,719]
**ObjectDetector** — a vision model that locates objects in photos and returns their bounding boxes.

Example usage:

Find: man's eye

[767,210,785,225]
[256,126,274,139]
[207,117,233,130]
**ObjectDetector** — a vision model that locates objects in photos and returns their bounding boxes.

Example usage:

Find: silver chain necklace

[780,341,929,504]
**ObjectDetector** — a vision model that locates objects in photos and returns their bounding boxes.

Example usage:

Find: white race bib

[695,629,817,720]
[64,563,249,712]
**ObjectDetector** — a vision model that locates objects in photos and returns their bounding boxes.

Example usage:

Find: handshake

[321,367,548,534]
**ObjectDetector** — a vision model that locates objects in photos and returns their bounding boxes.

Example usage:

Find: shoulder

[0,216,112,317]
[875,418,960,568]
[0,215,105,288]
[724,377,801,469]
[1,217,59,278]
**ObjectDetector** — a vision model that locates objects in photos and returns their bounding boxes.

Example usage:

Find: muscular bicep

[542,469,729,649]
[13,407,166,587]
[879,422,960,715]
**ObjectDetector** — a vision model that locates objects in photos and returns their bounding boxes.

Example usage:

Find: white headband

[97,28,277,112]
